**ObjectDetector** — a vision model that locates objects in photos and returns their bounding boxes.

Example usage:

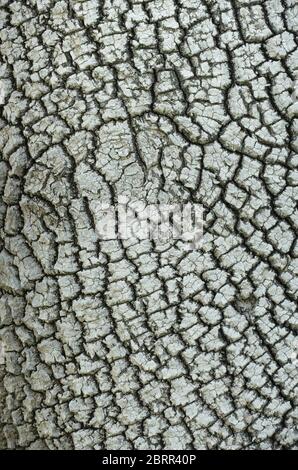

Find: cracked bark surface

[0,0,297,450]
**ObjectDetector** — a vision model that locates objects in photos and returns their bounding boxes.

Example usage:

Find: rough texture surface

[0,0,297,450]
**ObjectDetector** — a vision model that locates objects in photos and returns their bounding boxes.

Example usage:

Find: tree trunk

[0,0,297,450]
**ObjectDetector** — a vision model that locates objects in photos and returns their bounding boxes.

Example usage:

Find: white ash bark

[0,0,297,450]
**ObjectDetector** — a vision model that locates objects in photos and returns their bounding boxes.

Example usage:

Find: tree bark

[0,0,297,450]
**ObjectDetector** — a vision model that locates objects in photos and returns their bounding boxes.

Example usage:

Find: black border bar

[0,449,294,467]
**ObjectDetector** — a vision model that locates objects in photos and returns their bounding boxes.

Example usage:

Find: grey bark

[0,0,297,450]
